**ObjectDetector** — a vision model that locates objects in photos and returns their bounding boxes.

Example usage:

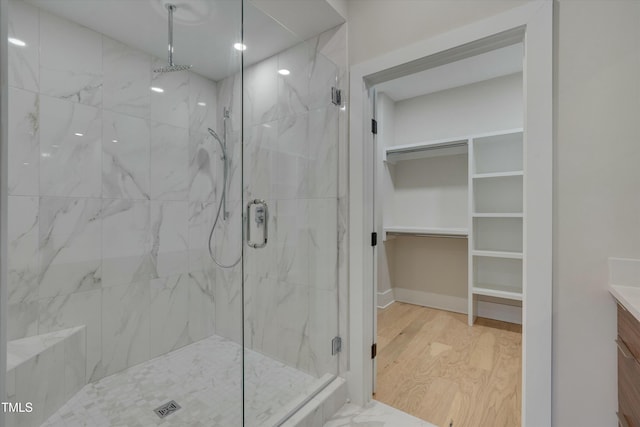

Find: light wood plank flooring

[374,302,522,427]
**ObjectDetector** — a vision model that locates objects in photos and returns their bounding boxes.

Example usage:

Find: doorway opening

[371,40,524,426]
[348,4,552,424]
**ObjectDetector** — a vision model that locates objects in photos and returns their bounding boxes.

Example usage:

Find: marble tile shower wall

[7,0,225,382]
[213,25,347,378]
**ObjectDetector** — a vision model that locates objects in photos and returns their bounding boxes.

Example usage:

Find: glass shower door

[241,6,342,425]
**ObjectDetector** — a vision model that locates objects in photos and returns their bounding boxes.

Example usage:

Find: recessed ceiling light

[23,162,30,166]
[8,37,26,47]
[233,43,247,51]
[112,139,118,143]
[197,102,206,107]
[150,86,164,93]
[278,69,290,76]
[41,153,51,158]
[74,133,84,137]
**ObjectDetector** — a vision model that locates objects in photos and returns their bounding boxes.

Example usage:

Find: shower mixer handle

[246,199,268,249]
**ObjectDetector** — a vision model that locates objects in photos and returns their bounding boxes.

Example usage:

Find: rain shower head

[155,64,193,73]
[154,4,192,73]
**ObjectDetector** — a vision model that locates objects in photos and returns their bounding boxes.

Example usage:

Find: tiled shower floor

[41,334,321,427]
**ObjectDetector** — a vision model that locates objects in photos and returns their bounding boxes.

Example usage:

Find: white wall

[346,0,529,65]
[394,73,523,144]
[377,75,521,303]
[554,1,640,426]
[349,0,640,425]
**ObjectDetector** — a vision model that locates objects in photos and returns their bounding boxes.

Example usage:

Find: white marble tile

[308,107,339,198]
[102,111,150,200]
[149,274,190,358]
[7,301,38,341]
[7,196,39,306]
[187,269,216,342]
[243,274,278,352]
[63,326,87,400]
[189,72,218,134]
[99,280,150,378]
[40,10,102,106]
[308,287,339,377]
[38,197,102,298]
[244,121,277,201]
[225,129,243,202]
[150,200,188,278]
[187,201,217,272]
[273,114,309,200]
[13,341,66,427]
[103,36,151,118]
[309,198,338,290]
[216,71,242,133]
[150,122,189,200]
[325,402,438,427]
[276,199,310,285]
[244,55,279,126]
[101,199,153,287]
[8,87,39,196]
[317,24,347,73]
[337,195,349,376]
[189,130,220,202]
[6,368,16,400]
[214,265,242,343]
[8,0,39,92]
[42,335,318,427]
[150,58,189,128]
[199,198,243,269]
[39,96,102,197]
[38,289,102,383]
[278,41,338,117]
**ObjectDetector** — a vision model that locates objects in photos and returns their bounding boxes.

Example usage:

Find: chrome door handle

[247,199,268,248]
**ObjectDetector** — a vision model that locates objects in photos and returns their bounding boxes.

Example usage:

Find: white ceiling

[376,43,524,102]
[26,0,344,82]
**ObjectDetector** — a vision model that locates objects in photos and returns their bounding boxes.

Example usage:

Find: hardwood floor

[374,302,522,427]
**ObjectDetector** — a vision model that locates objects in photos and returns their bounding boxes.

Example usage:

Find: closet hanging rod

[386,232,468,239]
[386,141,468,156]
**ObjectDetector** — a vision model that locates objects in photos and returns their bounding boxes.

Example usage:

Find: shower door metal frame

[348,2,552,426]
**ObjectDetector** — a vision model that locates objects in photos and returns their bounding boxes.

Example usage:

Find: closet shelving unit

[382,128,524,326]
[383,136,469,241]
[468,128,524,324]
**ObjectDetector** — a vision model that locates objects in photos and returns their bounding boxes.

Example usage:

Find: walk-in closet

[373,42,524,426]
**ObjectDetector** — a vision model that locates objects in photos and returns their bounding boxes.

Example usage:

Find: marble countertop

[610,285,640,323]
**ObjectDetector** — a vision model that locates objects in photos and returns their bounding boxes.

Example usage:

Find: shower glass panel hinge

[331,336,342,355]
[331,87,342,106]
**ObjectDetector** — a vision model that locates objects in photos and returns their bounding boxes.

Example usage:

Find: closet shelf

[384,226,468,238]
[472,250,523,259]
[472,285,523,301]
[472,171,523,179]
[472,213,523,218]
[385,137,468,164]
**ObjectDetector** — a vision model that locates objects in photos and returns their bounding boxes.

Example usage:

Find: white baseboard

[393,287,522,325]
[376,289,395,309]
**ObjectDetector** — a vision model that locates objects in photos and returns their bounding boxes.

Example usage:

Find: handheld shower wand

[207,127,228,221]
[207,108,240,268]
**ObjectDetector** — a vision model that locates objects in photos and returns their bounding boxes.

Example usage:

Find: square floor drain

[154,400,181,419]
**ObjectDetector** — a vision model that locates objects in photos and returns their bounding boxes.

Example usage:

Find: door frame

[347,2,553,426]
